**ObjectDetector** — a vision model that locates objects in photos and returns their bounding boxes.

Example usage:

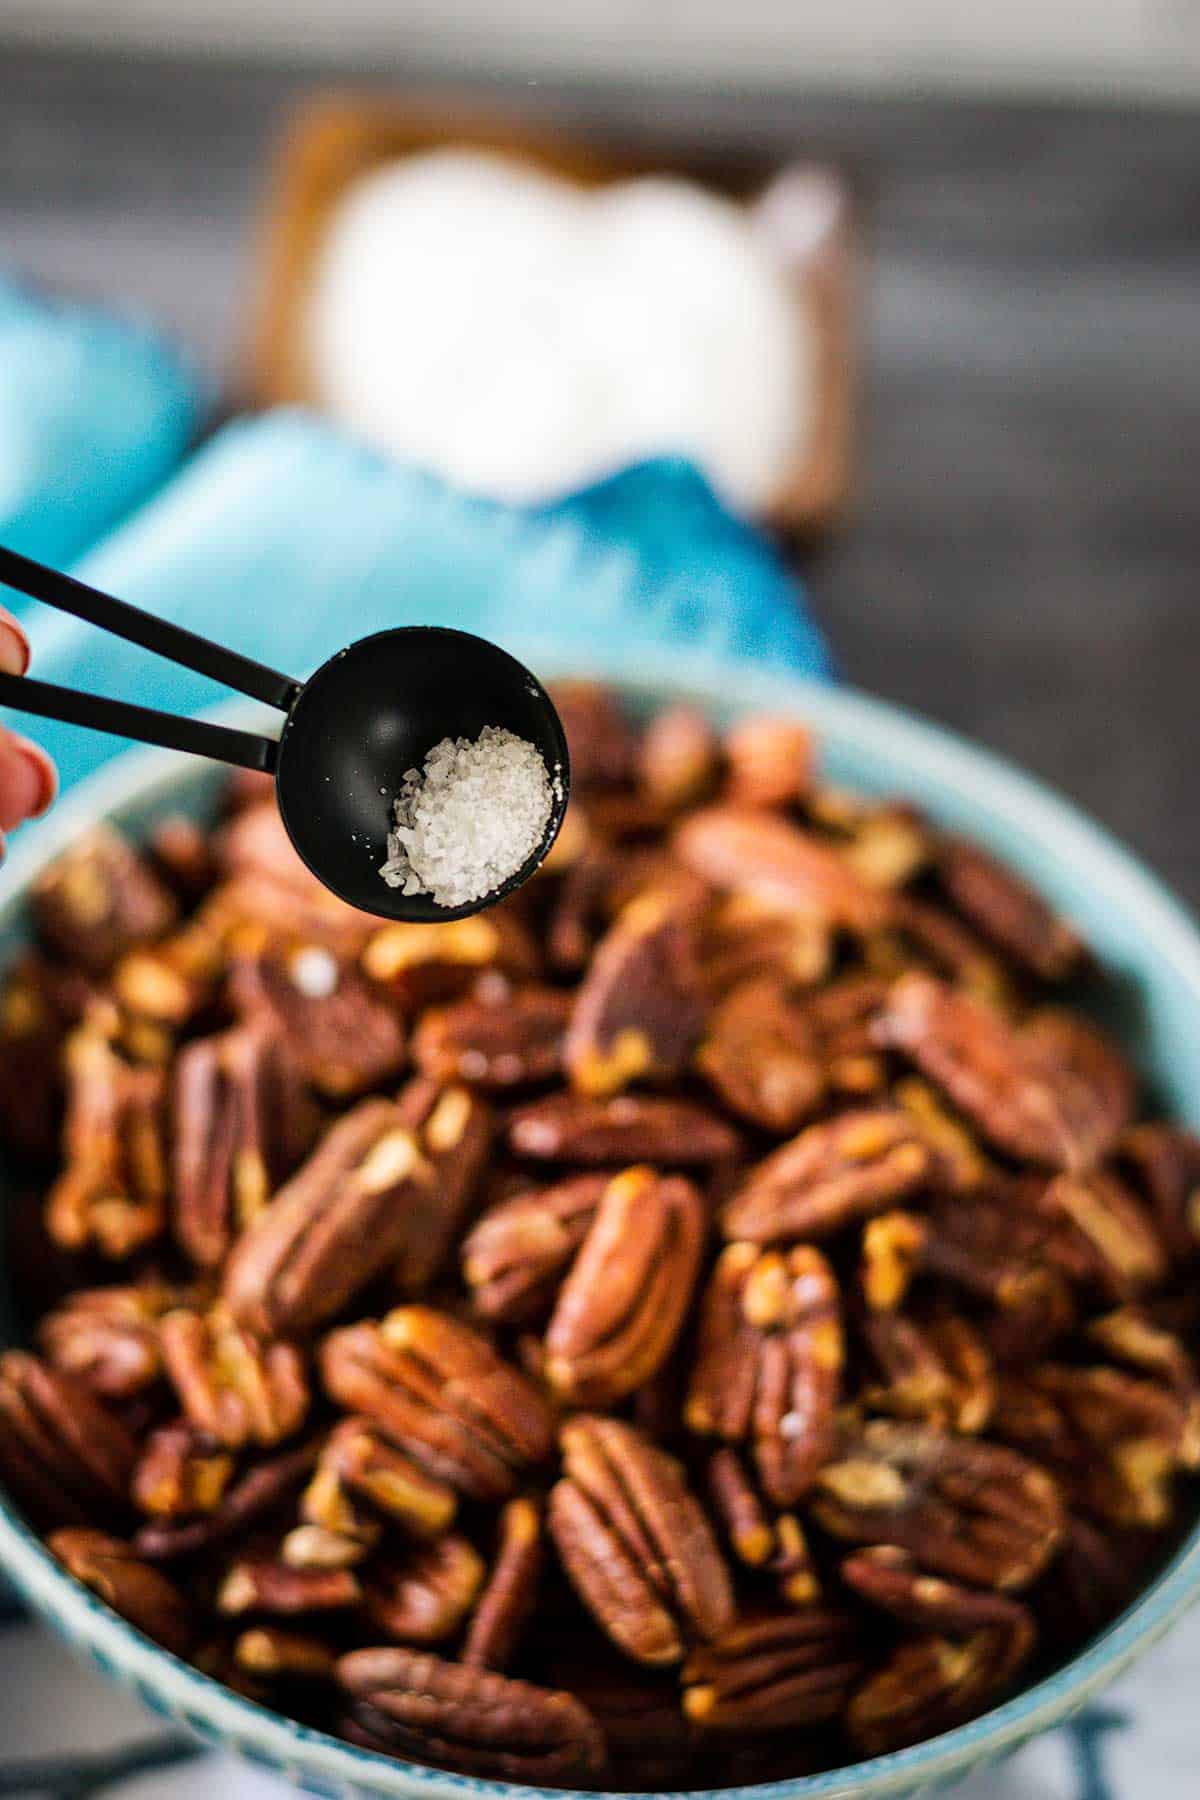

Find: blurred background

[0,0,1197,900]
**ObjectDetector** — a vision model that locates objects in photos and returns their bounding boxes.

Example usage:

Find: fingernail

[13,737,57,818]
[0,618,30,677]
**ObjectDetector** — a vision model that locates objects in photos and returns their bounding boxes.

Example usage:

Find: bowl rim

[3,647,1200,1800]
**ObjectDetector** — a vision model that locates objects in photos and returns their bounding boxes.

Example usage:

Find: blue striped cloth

[9,409,831,794]
[0,277,199,571]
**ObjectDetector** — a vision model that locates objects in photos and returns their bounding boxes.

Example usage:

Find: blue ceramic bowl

[2,650,1200,1800]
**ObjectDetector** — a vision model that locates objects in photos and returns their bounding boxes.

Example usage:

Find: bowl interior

[2,649,1200,1800]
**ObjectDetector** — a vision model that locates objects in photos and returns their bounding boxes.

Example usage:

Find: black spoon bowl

[276,627,570,921]
[0,547,570,924]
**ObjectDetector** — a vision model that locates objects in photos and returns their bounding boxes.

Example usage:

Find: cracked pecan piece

[686,1244,843,1505]
[148,814,216,901]
[1036,1168,1167,1299]
[222,1098,436,1337]
[564,1659,694,1787]
[698,893,832,998]
[936,837,1086,982]
[673,806,891,933]
[203,860,372,962]
[812,1420,1064,1590]
[542,1167,705,1406]
[805,973,891,1096]
[508,1091,740,1166]
[218,1556,362,1617]
[413,986,570,1089]
[842,1545,1035,1638]
[338,1646,606,1782]
[233,1627,335,1682]
[283,1521,376,1573]
[859,1211,928,1313]
[892,1076,990,1191]
[134,1443,315,1562]
[49,1528,192,1656]
[132,1421,235,1519]
[901,1184,1076,1348]
[550,680,635,789]
[362,910,539,1012]
[366,1534,485,1644]
[682,1609,866,1734]
[637,704,720,810]
[290,1442,382,1569]
[463,1497,543,1671]
[563,890,705,1097]
[217,799,338,894]
[172,1022,316,1269]
[321,1308,553,1501]
[875,896,1011,1004]
[808,788,931,891]
[979,1272,1080,1369]
[461,1175,608,1325]
[992,1362,1197,1528]
[545,843,619,975]
[847,1614,1035,1756]
[549,1415,734,1665]
[876,974,1133,1170]
[1087,1305,1200,1417]
[231,937,406,1099]
[597,837,710,918]
[111,921,225,1044]
[39,1279,177,1399]
[585,790,678,850]
[860,1309,995,1434]
[0,950,95,1156]
[0,1352,135,1528]
[159,1305,309,1449]
[696,976,826,1134]
[1033,1513,1147,1649]
[707,1448,821,1605]
[32,826,178,974]
[723,716,815,812]
[392,1079,493,1294]
[321,1416,458,1538]
[722,1110,934,1244]
[1117,1123,1200,1263]
[1024,1005,1137,1147]
[47,1029,168,1259]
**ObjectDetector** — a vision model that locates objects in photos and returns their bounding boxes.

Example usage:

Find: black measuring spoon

[0,545,570,922]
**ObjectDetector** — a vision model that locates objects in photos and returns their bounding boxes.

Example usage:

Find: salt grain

[378,725,557,908]
[288,946,340,998]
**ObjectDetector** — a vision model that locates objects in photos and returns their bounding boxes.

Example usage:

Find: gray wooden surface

[2,47,1197,904]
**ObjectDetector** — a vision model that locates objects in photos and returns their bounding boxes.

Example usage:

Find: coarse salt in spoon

[0,547,570,924]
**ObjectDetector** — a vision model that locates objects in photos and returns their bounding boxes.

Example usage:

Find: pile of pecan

[2,680,1199,1787]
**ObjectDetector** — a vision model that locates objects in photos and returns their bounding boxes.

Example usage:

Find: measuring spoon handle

[0,544,299,711]
[0,671,279,772]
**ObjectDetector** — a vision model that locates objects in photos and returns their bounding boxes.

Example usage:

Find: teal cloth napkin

[12,409,830,794]
[0,278,199,571]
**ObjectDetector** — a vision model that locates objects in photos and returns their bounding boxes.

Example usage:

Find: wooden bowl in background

[244,94,858,534]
